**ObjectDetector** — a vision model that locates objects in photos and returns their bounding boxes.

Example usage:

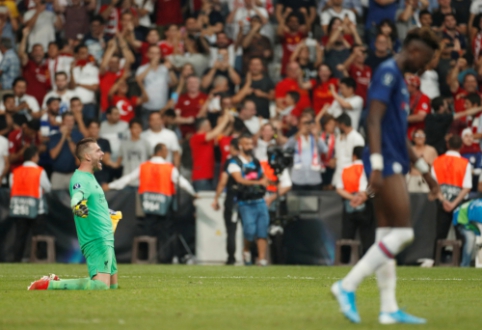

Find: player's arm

[366,100,386,193]
[407,138,439,198]
[71,191,89,218]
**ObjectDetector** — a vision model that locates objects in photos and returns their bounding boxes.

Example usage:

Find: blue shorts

[238,199,270,241]
[363,147,409,178]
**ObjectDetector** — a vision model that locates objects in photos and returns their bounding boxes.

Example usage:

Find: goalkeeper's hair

[76,138,97,161]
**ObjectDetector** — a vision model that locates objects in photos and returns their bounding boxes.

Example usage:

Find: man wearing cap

[40,97,62,138]
[406,73,431,139]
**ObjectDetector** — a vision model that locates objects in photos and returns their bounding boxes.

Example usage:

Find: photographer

[227,133,270,266]
[336,146,375,263]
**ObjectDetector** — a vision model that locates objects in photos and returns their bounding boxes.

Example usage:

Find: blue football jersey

[364,59,410,177]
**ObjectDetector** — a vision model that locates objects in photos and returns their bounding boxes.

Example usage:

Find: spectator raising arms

[300,63,338,115]
[190,111,232,191]
[277,11,307,77]
[18,27,50,106]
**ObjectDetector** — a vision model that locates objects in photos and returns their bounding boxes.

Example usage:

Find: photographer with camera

[284,111,328,191]
[227,133,270,266]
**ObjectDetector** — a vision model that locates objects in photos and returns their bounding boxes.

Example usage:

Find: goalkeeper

[28,138,121,291]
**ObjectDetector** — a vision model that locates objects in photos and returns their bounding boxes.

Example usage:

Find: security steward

[10,146,51,262]
[213,138,240,265]
[431,135,472,260]
[226,133,270,266]
[336,146,375,263]
[106,143,196,262]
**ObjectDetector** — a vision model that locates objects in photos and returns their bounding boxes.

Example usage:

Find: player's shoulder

[69,171,90,190]
[373,59,401,83]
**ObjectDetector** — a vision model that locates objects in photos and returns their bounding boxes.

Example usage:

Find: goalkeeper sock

[110,283,119,290]
[374,228,399,313]
[341,228,414,292]
[47,278,109,290]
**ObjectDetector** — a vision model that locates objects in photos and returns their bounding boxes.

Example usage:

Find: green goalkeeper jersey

[69,169,114,250]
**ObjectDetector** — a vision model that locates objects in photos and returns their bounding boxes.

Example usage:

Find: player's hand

[211,199,220,211]
[73,200,89,218]
[423,172,440,201]
[368,170,383,195]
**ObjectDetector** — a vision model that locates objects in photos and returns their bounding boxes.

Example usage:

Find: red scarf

[320,132,335,166]
[75,55,96,67]
[460,143,481,154]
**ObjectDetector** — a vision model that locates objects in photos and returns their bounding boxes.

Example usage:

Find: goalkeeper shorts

[83,239,118,279]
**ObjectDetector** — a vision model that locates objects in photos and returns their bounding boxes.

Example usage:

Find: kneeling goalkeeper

[28,138,121,290]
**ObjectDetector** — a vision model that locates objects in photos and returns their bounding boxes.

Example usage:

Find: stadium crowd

[2,0,482,265]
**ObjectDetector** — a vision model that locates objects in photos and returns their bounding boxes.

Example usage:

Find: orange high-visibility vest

[260,160,277,193]
[433,154,468,187]
[138,162,176,196]
[11,166,43,198]
[432,153,469,201]
[138,161,176,215]
[10,165,43,218]
[341,163,364,194]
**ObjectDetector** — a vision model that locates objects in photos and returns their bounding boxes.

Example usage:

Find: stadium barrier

[0,188,437,265]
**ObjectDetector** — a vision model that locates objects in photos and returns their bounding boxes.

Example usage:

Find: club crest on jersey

[382,73,394,86]
[73,183,81,190]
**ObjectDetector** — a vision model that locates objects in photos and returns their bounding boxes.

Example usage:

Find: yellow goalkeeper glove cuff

[109,209,123,232]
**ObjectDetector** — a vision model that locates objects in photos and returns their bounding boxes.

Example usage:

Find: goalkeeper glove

[73,200,89,218]
[109,209,123,232]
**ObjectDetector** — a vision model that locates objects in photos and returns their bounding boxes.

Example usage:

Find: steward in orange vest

[431,135,472,260]
[107,143,196,216]
[336,146,375,263]
[9,146,51,262]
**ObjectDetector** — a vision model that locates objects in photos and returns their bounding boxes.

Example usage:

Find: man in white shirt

[46,42,74,89]
[70,45,99,122]
[136,45,177,128]
[141,111,181,167]
[320,0,357,34]
[328,77,364,131]
[42,72,77,114]
[238,99,267,135]
[23,0,62,52]
[332,112,365,187]
[107,143,195,195]
[100,106,129,162]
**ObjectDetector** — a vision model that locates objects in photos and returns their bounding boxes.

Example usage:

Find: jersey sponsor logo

[383,73,394,87]
[392,162,403,174]
[73,183,81,190]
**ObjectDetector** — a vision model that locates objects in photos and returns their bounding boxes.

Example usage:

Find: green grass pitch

[1,264,481,330]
